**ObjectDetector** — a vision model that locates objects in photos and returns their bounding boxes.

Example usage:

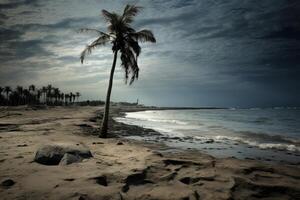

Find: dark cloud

[11,39,53,60]
[12,16,99,32]
[0,0,40,9]
[0,28,22,40]
[260,26,300,40]
[0,0,299,107]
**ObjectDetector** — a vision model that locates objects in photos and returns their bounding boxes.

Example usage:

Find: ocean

[115,108,300,164]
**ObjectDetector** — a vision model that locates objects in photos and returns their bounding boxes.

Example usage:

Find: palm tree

[42,86,47,104]
[72,94,76,103]
[29,84,35,92]
[16,86,23,105]
[0,87,3,104]
[69,92,73,104]
[23,89,30,104]
[29,85,36,104]
[59,93,64,105]
[53,88,60,104]
[37,89,42,104]
[65,94,69,105]
[46,84,52,104]
[4,86,12,101]
[80,4,156,137]
[76,92,81,102]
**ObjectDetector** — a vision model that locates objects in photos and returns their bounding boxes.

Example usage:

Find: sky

[0,0,299,107]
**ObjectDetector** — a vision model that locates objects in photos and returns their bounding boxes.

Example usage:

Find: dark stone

[117,142,123,145]
[1,179,15,187]
[34,143,92,165]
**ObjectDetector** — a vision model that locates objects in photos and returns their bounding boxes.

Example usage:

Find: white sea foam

[214,135,300,152]
[123,116,188,125]
[115,109,300,153]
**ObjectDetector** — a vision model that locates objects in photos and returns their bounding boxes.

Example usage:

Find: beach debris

[34,143,92,165]
[1,179,15,188]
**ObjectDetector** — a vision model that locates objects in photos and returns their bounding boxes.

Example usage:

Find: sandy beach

[0,106,299,200]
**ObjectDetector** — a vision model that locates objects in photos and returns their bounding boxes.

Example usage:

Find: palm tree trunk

[100,50,118,138]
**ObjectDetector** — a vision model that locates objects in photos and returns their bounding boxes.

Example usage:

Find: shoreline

[111,106,300,165]
[0,105,299,199]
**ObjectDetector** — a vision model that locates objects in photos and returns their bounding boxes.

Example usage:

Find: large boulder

[34,143,92,165]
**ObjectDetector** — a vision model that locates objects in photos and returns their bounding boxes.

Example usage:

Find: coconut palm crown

[80,4,156,84]
[80,4,156,137]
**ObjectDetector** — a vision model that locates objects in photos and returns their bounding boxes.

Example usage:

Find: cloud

[0,0,40,10]
[0,0,299,107]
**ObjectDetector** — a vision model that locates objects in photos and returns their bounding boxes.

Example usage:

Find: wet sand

[0,106,299,199]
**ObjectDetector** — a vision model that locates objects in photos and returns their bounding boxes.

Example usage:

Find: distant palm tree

[29,85,36,104]
[37,89,42,103]
[23,89,30,104]
[80,4,156,137]
[42,86,47,103]
[60,93,64,104]
[69,92,73,104]
[53,88,60,104]
[47,84,52,104]
[65,93,69,105]
[16,86,23,105]
[0,87,3,104]
[4,86,12,100]
[0,84,80,106]
[76,92,81,102]
[29,84,35,92]
[72,93,76,103]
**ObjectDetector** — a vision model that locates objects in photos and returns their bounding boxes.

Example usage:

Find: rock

[34,143,92,165]
[1,179,15,188]
[205,139,214,144]
[117,142,123,145]
[59,153,82,165]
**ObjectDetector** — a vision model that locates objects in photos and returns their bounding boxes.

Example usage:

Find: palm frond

[126,37,141,57]
[78,28,111,37]
[102,9,119,24]
[130,29,156,43]
[80,35,110,63]
[122,5,142,24]
[120,47,139,85]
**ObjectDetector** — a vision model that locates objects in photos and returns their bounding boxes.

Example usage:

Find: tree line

[0,84,81,106]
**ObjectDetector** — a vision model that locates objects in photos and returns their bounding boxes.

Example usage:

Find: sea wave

[214,135,300,152]
[124,117,188,125]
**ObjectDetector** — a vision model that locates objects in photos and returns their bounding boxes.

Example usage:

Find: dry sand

[0,106,299,200]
